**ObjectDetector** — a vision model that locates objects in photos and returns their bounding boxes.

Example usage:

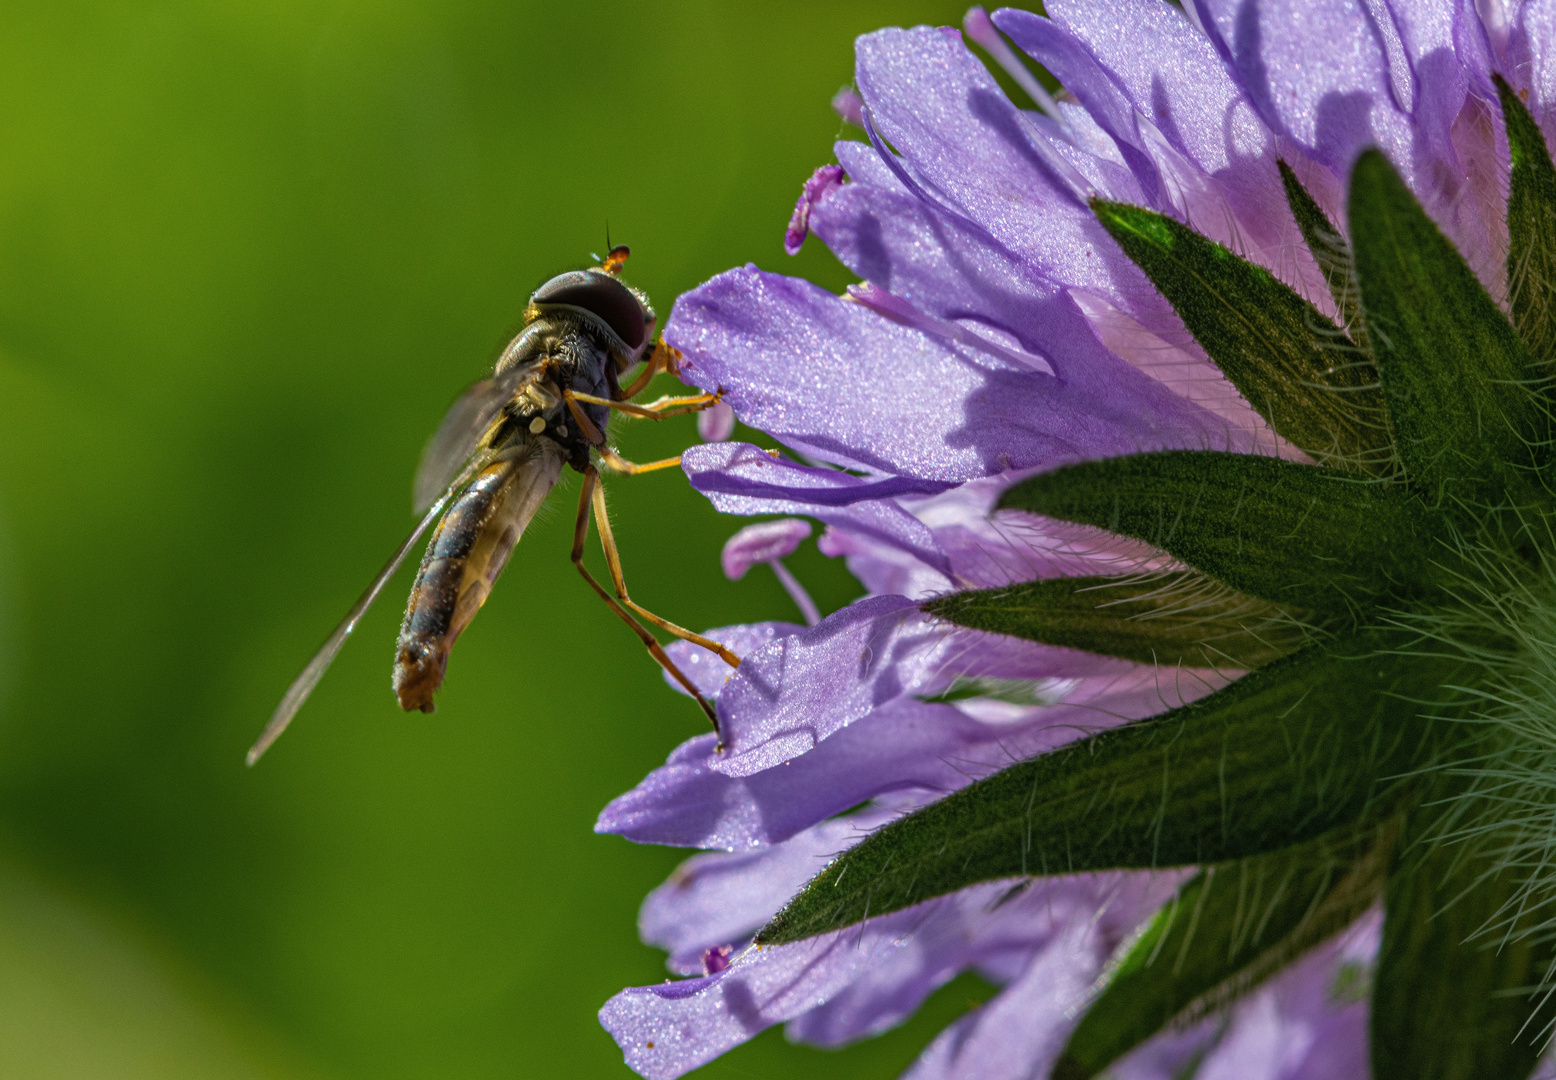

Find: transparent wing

[247,458,485,765]
[413,364,540,514]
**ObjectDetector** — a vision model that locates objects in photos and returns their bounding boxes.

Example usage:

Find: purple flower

[599,3,1552,1076]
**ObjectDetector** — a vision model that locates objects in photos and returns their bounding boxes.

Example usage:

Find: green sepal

[756,630,1465,946]
[1372,817,1556,1079]
[998,451,1446,618]
[1053,820,1392,1080]
[1496,75,1556,367]
[1093,198,1384,471]
[1277,159,1371,355]
[922,572,1310,668]
[1349,149,1547,510]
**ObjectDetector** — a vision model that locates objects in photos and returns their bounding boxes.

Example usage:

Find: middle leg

[561,391,692,474]
[590,476,742,669]
[570,467,722,733]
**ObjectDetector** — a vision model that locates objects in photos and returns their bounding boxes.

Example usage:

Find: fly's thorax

[394,433,565,712]
[503,307,637,380]
[494,315,614,468]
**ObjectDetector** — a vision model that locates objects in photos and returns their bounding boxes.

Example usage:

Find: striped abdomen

[394,434,564,712]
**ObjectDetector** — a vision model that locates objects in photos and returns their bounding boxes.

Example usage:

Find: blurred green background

[0,1,996,1077]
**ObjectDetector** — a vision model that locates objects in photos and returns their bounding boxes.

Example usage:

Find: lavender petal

[681,442,952,576]
[900,920,1109,1080]
[599,669,1228,851]
[807,167,1261,457]
[637,799,910,973]
[1010,1,1319,292]
[790,871,1184,1048]
[673,265,1250,482]
[712,597,1144,776]
[671,267,1191,479]
[602,888,1015,1080]
[603,870,1185,1079]
[1192,911,1379,1080]
[599,933,890,1080]
[817,524,955,599]
[657,621,804,700]
[1192,0,1413,175]
[1508,1,1556,173]
[984,11,1168,208]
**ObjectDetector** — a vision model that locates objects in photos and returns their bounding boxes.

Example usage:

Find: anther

[721,519,822,627]
[832,86,864,127]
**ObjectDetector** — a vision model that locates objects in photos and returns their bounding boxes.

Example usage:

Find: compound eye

[530,270,648,351]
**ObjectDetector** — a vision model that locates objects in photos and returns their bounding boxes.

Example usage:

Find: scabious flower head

[598,2,1556,1077]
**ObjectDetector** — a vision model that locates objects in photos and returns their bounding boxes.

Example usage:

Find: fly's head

[491,246,657,467]
[524,245,656,376]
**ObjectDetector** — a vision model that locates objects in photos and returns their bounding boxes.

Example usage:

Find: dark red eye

[531,270,648,351]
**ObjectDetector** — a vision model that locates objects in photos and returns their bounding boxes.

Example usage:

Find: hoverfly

[248,247,737,764]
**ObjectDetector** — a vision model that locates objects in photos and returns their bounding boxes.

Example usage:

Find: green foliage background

[0,2,985,1077]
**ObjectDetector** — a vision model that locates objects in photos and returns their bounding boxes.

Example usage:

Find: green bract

[756,82,1556,1079]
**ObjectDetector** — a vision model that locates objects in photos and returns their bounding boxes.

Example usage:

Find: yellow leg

[571,389,721,420]
[617,339,693,399]
[571,467,721,734]
[617,341,666,399]
[599,449,683,475]
[590,476,742,669]
[563,392,607,445]
[564,390,703,475]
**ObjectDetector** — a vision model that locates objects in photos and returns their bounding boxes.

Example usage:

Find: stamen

[785,164,846,256]
[701,945,733,975]
[721,518,811,579]
[962,7,1065,125]
[845,282,1056,375]
[698,399,736,442]
[831,86,864,127]
[721,519,822,626]
[769,560,821,628]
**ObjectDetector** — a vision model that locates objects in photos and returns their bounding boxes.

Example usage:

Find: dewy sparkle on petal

[598,3,1556,1078]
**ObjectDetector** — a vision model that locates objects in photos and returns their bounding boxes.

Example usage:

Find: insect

[247,246,737,764]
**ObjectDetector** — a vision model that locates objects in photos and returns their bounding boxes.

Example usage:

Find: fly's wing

[247,457,486,765]
[413,363,542,514]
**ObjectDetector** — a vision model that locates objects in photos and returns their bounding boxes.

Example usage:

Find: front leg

[598,449,684,475]
[571,389,722,420]
[569,465,724,735]
[617,339,677,399]
[560,390,692,474]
